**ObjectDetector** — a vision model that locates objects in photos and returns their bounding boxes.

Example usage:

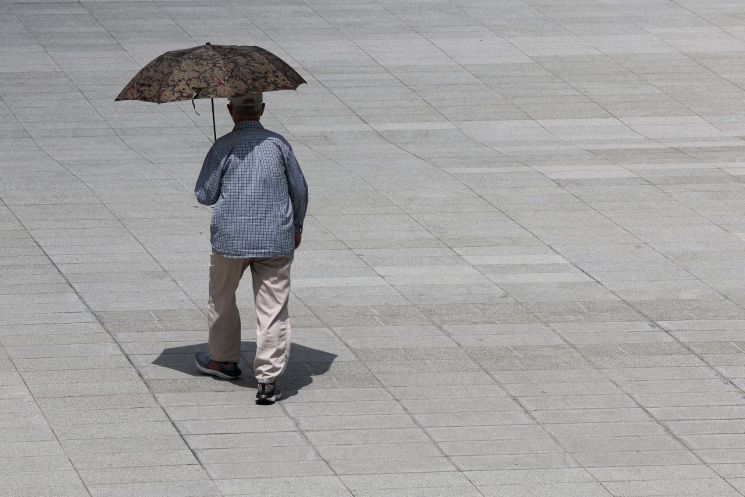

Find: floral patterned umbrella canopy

[115,43,306,139]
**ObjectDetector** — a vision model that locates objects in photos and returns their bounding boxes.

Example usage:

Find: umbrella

[115,43,306,141]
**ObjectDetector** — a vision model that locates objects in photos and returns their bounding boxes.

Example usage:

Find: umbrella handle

[191,90,216,142]
[191,91,201,117]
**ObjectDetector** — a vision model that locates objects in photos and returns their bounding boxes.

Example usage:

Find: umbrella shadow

[152,342,337,400]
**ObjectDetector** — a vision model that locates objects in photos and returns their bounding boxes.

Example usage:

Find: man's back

[195,120,308,258]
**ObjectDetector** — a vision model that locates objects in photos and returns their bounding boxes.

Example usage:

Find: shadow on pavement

[152,342,337,400]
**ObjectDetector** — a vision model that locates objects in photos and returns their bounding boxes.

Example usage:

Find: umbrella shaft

[211,98,216,142]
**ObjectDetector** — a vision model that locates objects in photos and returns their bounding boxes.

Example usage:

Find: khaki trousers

[207,253,292,382]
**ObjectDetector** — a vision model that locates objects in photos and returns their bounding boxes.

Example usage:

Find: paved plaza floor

[4,0,745,496]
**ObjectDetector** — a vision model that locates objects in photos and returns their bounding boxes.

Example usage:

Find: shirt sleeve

[283,142,308,232]
[194,144,228,206]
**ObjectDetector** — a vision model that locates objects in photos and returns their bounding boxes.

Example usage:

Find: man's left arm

[195,145,228,206]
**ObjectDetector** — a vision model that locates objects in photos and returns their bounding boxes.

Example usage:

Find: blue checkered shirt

[195,120,308,258]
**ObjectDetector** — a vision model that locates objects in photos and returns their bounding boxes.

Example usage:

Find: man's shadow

[152,342,337,400]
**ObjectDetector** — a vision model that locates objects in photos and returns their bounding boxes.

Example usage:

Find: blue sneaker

[195,351,241,380]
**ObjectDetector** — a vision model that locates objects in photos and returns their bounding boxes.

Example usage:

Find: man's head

[227,92,264,123]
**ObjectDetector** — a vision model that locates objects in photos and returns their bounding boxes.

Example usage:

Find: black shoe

[195,351,241,380]
[256,381,282,404]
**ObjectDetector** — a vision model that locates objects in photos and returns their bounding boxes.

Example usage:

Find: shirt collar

[234,120,264,130]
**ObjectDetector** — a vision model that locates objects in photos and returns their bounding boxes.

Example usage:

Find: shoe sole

[256,391,282,404]
[195,359,240,380]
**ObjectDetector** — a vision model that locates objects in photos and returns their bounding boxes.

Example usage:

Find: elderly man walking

[194,92,308,404]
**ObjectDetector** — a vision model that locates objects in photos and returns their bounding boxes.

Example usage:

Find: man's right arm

[195,145,227,205]
[282,141,308,235]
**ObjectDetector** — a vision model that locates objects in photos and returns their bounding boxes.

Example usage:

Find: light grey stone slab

[371,368,496,386]
[69,449,198,470]
[283,400,404,417]
[206,460,333,479]
[175,417,297,435]
[296,413,416,431]
[452,452,579,471]
[479,481,613,497]
[0,473,90,497]
[503,381,623,397]
[0,455,73,474]
[215,475,349,495]
[306,427,429,446]
[86,480,218,497]
[53,421,177,440]
[319,441,442,461]
[353,486,482,497]
[465,467,594,486]
[602,478,739,497]
[44,407,168,427]
[196,446,320,464]
[440,438,563,457]
[328,456,456,475]
[573,449,701,467]
[414,410,533,427]
[78,465,206,485]
[184,432,307,450]
[28,381,150,398]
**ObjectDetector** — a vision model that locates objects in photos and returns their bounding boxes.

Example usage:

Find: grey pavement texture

[2,0,745,496]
